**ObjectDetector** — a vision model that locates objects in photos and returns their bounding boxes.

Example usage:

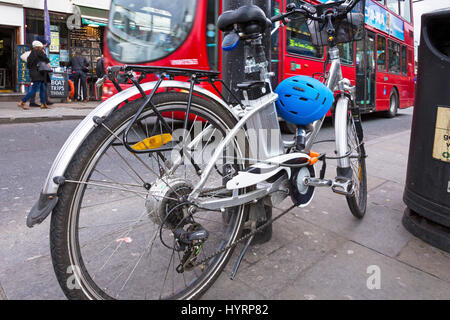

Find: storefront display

[23,8,105,100]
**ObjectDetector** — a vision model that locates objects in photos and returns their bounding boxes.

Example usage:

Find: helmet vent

[290,110,298,114]
[306,83,314,88]
[299,97,308,101]
[285,94,292,97]
[322,97,327,104]
[315,93,320,100]
[293,86,305,92]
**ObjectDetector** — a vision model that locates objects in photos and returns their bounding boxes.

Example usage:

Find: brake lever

[299,3,317,15]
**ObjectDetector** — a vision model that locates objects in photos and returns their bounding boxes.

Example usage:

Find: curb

[0,115,86,124]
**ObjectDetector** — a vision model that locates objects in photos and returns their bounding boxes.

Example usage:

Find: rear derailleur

[174,223,209,273]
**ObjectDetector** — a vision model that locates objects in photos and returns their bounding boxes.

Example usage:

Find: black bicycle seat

[218,5,272,33]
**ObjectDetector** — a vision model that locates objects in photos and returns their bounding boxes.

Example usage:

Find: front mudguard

[27,80,237,227]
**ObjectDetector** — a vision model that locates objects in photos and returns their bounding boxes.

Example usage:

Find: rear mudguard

[27,80,237,227]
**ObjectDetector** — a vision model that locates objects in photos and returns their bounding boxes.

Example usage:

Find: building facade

[0,0,110,95]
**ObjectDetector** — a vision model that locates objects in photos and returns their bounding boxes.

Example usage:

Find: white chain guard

[226,152,310,190]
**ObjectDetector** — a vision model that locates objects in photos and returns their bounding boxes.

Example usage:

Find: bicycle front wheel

[50,92,249,299]
[345,113,367,219]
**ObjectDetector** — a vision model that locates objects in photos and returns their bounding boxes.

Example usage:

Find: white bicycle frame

[188,46,355,209]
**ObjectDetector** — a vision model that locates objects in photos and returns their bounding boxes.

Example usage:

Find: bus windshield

[107,0,198,63]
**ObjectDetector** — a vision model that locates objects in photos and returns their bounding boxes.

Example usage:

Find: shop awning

[77,6,108,27]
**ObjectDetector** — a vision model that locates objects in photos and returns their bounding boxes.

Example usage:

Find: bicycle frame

[189,46,355,208]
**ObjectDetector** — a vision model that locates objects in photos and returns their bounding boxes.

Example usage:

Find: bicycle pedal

[331,177,354,196]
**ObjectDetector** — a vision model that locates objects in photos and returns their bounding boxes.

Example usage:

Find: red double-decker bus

[103,0,414,118]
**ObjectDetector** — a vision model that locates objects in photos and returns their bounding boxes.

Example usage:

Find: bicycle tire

[345,114,367,219]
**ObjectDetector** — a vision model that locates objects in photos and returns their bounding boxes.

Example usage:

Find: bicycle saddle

[218,5,272,33]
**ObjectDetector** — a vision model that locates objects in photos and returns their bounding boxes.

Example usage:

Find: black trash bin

[403,9,450,252]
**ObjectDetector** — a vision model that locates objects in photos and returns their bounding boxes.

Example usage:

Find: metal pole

[221,0,271,102]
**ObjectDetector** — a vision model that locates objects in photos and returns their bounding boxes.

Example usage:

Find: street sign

[17,45,31,84]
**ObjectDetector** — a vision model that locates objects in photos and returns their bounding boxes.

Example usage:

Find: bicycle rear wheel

[50,92,248,299]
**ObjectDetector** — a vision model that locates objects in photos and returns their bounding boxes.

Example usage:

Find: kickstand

[230,234,255,280]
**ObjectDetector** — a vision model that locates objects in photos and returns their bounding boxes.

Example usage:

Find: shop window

[401,45,407,75]
[399,0,411,22]
[388,39,401,73]
[377,35,386,71]
[337,42,354,65]
[25,9,69,50]
[386,0,399,15]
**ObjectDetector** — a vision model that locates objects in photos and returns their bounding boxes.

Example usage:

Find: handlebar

[270,0,362,25]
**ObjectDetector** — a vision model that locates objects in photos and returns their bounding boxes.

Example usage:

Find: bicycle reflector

[132,133,172,151]
[275,75,334,125]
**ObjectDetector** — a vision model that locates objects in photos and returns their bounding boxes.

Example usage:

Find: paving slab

[397,238,450,283]
[0,253,65,300]
[205,214,347,299]
[274,241,450,300]
[201,272,267,300]
[287,180,413,258]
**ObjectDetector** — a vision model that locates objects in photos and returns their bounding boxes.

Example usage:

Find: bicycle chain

[191,204,297,268]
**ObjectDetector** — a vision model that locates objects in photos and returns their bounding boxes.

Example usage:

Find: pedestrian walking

[18,41,51,110]
[69,51,90,103]
[28,36,53,107]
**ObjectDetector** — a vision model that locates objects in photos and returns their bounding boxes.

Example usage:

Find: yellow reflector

[132,133,172,150]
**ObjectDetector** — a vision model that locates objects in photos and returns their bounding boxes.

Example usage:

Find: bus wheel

[385,89,399,118]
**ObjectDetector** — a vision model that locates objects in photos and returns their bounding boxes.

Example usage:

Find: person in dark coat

[69,51,90,103]
[18,41,51,110]
[96,55,105,78]
[29,36,53,107]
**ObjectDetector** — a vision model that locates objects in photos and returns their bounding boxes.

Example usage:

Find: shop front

[0,3,24,95]
[70,6,107,100]
[23,5,107,101]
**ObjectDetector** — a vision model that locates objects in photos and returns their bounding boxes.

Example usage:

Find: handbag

[37,61,52,73]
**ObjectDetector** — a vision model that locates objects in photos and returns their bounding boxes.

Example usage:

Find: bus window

[400,0,411,22]
[337,42,354,65]
[271,0,281,86]
[206,0,219,70]
[388,39,400,73]
[386,0,399,16]
[286,16,324,59]
[401,45,407,75]
[107,0,198,63]
[377,35,386,71]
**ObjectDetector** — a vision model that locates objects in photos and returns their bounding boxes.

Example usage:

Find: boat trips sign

[316,0,405,41]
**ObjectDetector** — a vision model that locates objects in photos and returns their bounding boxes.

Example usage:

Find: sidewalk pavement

[0,111,448,300]
[202,129,450,300]
[0,100,98,124]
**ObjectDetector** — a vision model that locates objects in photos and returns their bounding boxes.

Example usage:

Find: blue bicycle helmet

[275,75,334,125]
